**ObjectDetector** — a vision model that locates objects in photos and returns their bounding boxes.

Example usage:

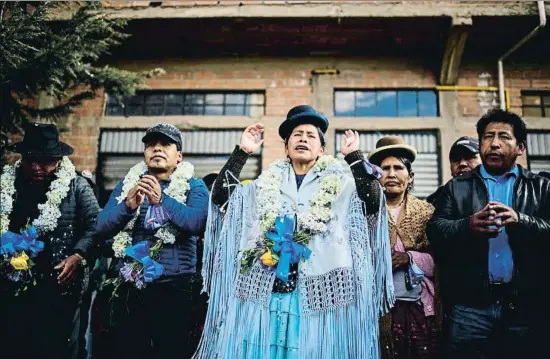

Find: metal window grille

[527,131,550,173]
[106,91,265,117]
[522,91,550,117]
[335,130,441,199]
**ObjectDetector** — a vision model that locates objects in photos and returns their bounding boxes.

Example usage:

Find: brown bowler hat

[367,136,417,166]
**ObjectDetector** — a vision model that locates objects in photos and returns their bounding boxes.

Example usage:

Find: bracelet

[349,159,363,168]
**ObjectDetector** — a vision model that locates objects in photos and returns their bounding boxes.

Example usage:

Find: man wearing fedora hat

[194,105,394,359]
[0,122,101,359]
[94,122,208,359]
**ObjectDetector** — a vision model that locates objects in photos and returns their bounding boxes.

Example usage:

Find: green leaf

[0,1,161,163]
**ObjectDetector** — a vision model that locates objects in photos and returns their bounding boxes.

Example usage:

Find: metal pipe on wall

[498,1,547,110]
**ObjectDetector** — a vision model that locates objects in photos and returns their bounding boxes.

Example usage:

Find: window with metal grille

[335,130,441,199]
[334,89,438,117]
[96,129,262,206]
[527,132,550,174]
[105,91,265,117]
[522,91,550,117]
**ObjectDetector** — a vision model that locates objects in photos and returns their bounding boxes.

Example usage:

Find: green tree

[0,1,160,162]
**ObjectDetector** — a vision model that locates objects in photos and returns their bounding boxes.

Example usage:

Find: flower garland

[108,160,193,289]
[0,157,76,237]
[241,155,342,273]
[0,157,76,292]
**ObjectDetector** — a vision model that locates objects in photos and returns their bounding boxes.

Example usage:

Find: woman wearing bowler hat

[369,136,438,359]
[194,105,395,359]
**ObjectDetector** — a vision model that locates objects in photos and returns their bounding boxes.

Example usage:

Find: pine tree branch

[0,1,161,164]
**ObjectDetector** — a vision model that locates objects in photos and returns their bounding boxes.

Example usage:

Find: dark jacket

[95,177,209,279]
[426,185,443,207]
[9,174,100,268]
[426,165,550,308]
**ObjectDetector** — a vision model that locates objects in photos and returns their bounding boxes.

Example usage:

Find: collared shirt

[480,164,519,283]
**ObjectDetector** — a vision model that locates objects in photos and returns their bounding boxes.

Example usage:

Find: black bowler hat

[278,105,329,140]
[6,122,73,157]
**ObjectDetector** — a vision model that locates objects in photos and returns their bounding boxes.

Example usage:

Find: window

[527,132,550,173]
[97,129,262,206]
[106,91,265,117]
[335,130,441,199]
[522,91,550,117]
[334,89,438,117]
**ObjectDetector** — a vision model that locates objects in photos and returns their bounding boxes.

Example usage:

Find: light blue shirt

[480,164,519,283]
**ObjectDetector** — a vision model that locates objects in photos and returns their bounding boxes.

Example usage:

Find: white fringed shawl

[195,166,394,359]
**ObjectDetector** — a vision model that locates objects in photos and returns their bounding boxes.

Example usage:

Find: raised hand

[340,129,360,156]
[240,123,265,154]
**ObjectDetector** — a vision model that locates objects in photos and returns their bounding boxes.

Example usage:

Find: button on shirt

[480,164,519,283]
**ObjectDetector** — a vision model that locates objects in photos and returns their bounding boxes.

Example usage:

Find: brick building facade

[45,1,550,204]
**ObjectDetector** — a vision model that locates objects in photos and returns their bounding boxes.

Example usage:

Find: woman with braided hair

[369,136,439,359]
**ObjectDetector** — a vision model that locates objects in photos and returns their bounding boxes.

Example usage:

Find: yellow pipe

[435,86,510,110]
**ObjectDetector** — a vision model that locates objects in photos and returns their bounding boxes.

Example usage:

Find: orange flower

[260,250,278,267]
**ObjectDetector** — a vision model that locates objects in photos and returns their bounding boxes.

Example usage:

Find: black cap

[142,123,182,151]
[449,136,479,161]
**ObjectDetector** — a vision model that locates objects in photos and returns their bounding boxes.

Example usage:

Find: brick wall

[35,56,550,180]
[95,57,439,168]
[456,65,550,118]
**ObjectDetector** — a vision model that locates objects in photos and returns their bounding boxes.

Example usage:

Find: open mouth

[295,145,309,151]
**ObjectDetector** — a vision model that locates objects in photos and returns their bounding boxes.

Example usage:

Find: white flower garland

[256,155,343,234]
[0,157,76,236]
[111,161,194,258]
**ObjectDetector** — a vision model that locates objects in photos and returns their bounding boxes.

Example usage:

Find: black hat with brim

[278,105,329,140]
[6,122,73,157]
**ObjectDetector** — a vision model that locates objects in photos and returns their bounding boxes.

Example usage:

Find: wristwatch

[73,252,87,267]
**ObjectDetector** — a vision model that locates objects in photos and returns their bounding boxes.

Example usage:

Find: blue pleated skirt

[242,290,300,359]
